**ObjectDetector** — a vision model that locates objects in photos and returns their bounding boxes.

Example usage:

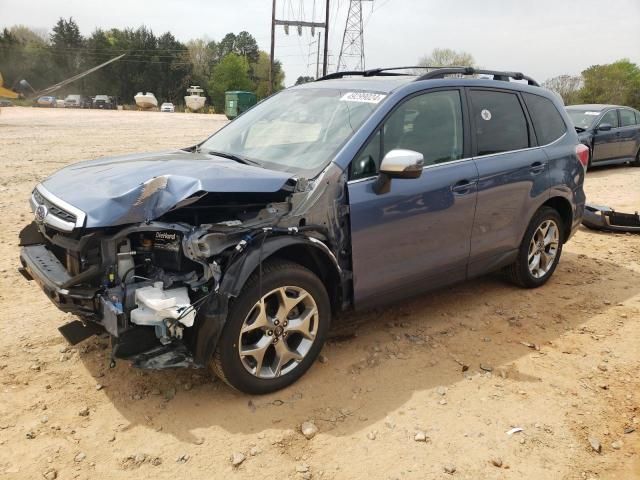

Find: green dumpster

[224,91,257,120]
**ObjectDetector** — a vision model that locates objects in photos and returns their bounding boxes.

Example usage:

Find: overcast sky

[1,0,639,86]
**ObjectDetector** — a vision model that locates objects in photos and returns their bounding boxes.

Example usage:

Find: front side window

[599,109,619,128]
[522,93,567,145]
[350,90,464,180]
[619,109,636,127]
[469,90,529,156]
[200,88,385,177]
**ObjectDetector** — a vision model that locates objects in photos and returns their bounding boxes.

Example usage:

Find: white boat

[134,92,158,110]
[184,85,206,112]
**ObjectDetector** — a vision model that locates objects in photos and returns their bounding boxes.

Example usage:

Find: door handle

[451,179,477,194]
[529,161,546,174]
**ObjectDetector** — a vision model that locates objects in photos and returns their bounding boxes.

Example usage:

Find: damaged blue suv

[19,67,587,394]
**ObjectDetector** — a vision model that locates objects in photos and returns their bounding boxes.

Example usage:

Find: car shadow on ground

[76,249,640,443]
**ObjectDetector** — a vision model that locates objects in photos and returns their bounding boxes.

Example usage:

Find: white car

[160,102,175,113]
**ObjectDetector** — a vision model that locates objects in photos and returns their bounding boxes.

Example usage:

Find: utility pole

[323,0,330,76]
[270,0,330,92]
[269,0,276,94]
[316,31,322,79]
[337,0,373,72]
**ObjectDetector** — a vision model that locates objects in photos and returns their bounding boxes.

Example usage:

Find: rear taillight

[576,144,590,169]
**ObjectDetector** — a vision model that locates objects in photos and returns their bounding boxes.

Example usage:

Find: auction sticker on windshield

[340,92,387,104]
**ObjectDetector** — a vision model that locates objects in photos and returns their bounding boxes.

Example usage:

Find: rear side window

[620,109,636,127]
[469,90,529,156]
[523,93,567,145]
[599,109,619,128]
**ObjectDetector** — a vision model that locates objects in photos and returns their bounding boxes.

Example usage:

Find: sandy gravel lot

[0,107,638,480]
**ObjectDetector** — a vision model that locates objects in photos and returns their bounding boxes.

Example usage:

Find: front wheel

[506,207,563,288]
[209,259,330,394]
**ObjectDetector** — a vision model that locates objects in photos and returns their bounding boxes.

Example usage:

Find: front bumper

[19,244,98,316]
[582,204,640,233]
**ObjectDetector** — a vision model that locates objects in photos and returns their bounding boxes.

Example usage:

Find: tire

[632,147,640,167]
[209,259,330,394]
[505,206,564,288]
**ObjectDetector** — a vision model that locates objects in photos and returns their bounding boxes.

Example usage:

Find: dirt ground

[0,107,638,480]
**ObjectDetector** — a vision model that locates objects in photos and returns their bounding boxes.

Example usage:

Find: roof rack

[316,66,425,81]
[415,67,540,86]
[315,66,540,86]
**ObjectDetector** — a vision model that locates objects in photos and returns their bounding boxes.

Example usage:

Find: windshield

[199,87,386,177]
[567,109,601,129]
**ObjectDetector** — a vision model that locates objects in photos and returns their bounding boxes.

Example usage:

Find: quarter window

[599,109,619,128]
[469,90,529,156]
[522,93,567,145]
[620,109,636,127]
[350,90,464,179]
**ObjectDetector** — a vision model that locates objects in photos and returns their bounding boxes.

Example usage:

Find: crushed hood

[41,150,294,228]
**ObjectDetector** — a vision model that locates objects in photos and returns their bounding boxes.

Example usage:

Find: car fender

[193,235,340,365]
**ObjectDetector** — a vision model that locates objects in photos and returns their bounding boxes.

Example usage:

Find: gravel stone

[301,421,318,440]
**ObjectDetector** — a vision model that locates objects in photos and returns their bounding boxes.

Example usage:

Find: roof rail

[315,66,540,87]
[316,66,427,81]
[415,67,540,86]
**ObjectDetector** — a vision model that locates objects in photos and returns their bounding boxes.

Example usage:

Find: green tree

[295,76,315,85]
[50,17,84,78]
[209,53,253,111]
[417,48,476,69]
[253,51,284,99]
[579,60,640,109]
[542,75,583,105]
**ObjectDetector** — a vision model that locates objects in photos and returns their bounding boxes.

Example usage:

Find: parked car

[35,96,57,107]
[93,94,115,109]
[55,99,65,108]
[160,102,175,112]
[0,99,14,107]
[19,67,586,394]
[566,104,640,168]
[64,94,91,109]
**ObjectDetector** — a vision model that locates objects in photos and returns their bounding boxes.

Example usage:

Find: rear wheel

[631,147,640,167]
[209,259,330,394]
[506,207,563,288]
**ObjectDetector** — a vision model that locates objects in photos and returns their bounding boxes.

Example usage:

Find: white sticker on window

[585,111,600,116]
[481,109,492,121]
[340,92,387,104]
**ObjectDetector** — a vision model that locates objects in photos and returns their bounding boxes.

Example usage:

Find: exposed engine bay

[19,164,349,370]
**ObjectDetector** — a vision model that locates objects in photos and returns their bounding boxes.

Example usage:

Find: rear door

[348,89,478,308]
[592,109,620,162]
[618,108,640,159]
[467,88,550,277]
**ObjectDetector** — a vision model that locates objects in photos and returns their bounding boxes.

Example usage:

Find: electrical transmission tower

[337,0,373,72]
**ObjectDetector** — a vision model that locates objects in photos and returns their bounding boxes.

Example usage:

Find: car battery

[152,231,185,271]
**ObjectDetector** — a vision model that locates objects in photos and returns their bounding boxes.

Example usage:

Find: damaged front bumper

[582,204,640,233]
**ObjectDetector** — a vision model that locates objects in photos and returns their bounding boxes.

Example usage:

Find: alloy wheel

[527,219,560,279]
[238,286,319,379]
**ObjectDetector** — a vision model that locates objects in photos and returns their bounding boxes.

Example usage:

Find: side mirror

[373,149,424,195]
[596,123,612,132]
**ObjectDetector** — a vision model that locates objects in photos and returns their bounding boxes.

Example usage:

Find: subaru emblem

[35,204,48,223]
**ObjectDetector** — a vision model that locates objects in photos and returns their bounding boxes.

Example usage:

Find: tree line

[418,48,640,110]
[0,18,285,111]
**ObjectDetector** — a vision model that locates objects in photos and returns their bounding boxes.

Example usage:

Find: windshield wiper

[198,148,262,167]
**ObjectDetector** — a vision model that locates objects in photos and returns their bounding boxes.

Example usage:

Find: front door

[592,109,620,163]
[347,89,478,309]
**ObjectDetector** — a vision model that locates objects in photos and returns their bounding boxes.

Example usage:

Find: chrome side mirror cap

[373,149,424,194]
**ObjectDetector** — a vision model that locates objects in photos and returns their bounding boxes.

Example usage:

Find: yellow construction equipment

[0,72,19,99]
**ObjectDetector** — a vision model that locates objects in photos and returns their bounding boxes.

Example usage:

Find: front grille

[33,189,78,224]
